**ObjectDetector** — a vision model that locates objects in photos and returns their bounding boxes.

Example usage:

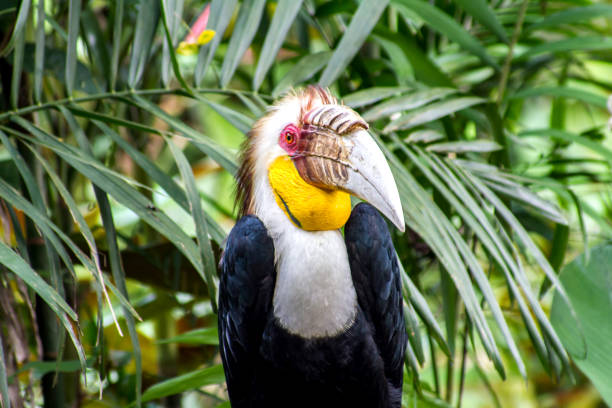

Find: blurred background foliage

[0,0,611,407]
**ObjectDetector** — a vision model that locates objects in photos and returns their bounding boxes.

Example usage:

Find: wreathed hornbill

[218,86,406,408]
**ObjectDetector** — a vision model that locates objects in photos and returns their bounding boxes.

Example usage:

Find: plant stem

[456,317,470,408]
[0,87,270,122]
[496,0,530,105]
[428,328,440,395]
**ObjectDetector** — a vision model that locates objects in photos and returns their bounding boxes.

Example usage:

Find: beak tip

[391,209,405,233]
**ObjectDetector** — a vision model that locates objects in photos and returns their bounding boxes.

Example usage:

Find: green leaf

[220,0,266,88]
[519,129,612,164]
[10,19,25,109]
[402,144,527,378]
[80,5,111,81]
[457,160,566,225]
[319,0,389,86]
[0,0,30,57]
[253,0,303,90]
[0,130,80,287]
[193,95,254,136]
[94,121,226,243]
[86,154,143,405]
[383,97,485,133]
[130,95,239,174]
[363,87,457,122]
[373,27,453,88]
[404,303,424,365]
[26,141,122,330]
[551,245,612,405]
[11,117,204,275]
[63,112,142,402]
[33,0,45,103]
[370,34,414,85]
[65,0,81,95]
[128,0,160,88]
[530,4,612,31]
[390,0,499,70]
[374,134,505,376]
[420,150,562,375]
[272,51,332,97]
[454,0,508,43]
[404,335,422,377]
[99,192,143,406]
[0,336,9,408]
[518,37,612,60]
[0,241,77,324]
[167,139,218,312]
[142,364,225,402]
[160,0,188,89]
[0,179,87,371]
[401,272,450,357]
[342,87,409,109]
[14,359,85,380]
[157,327,219,345]
[405,129,444,144]
[511,87,608,109]
[110,0,124,90]
[195,0,238,86]
[457,165,574,368]
[426,140,501,153]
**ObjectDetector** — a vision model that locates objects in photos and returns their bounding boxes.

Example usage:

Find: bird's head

[237,86,404,232]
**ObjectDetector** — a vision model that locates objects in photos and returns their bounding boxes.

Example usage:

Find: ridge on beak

[292,104,405,232]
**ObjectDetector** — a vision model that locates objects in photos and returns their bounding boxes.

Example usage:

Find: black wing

[344,203,407,390]
[218,215,276,407]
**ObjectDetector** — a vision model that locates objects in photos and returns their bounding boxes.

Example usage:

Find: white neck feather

[252,163,357,338]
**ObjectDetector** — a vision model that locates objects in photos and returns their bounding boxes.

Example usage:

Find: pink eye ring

[279,124,300,153]
[281,124,299,144]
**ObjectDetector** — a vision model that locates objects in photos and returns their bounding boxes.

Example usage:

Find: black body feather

[218,203,406,407]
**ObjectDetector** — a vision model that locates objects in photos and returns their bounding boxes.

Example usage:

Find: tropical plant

[0,0,611,407]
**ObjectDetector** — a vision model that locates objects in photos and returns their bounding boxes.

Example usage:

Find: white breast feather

[249,98,357,338]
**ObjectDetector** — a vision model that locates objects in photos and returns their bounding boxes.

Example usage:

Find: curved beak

[292,105,405,232]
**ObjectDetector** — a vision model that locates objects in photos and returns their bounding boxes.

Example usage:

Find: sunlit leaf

[530,4,612,30]
[142,364,225,402]
[195,0,238,86]
[426,140,501,153]
[157,327,219,345]
[253,0,303,90]
[128,0,160,88]
[363,88,457,122]
[167,138,218,312]
[551,245,612,405]
[273,52,332,97]
[342,87,409,109]
[390,0,500,70]
[511,87,608,109]
[518,37,612,60]
[220,0,266,88]
[383,97,485,133]
[520,129,612,164]
[319,0,390,86]
[454,0,508,43]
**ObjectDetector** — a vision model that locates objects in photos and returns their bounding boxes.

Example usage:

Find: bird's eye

[285,131,295,144]
[280,124,299,150]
